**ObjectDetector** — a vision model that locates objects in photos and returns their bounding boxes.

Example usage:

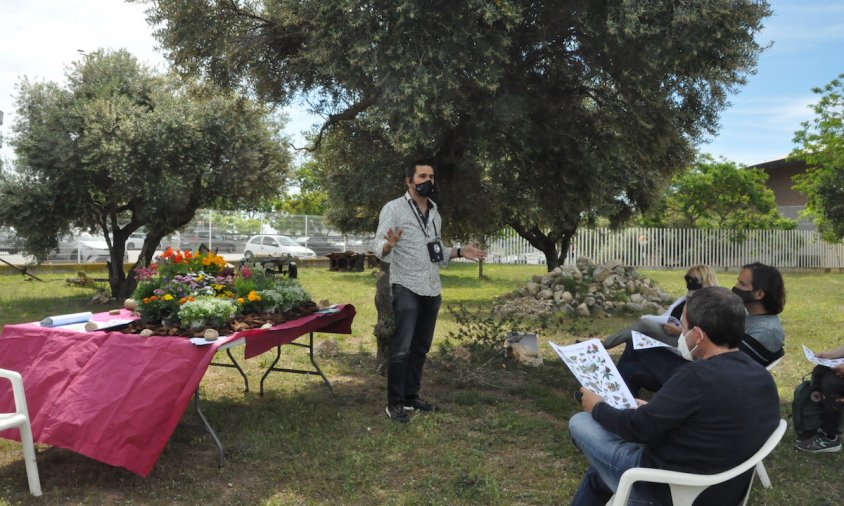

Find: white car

[57,234,125,263]
[243,235,316,259]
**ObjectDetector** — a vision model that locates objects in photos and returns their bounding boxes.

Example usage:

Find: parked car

[294,236,345,257]
[126,232,146,250]
[243,235,316,259]
[180,232,241,253]
[55,234,126,263]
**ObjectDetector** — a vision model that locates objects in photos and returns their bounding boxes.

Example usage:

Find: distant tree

[0,49,290,297]
[274,160,328,216]
[143,0,772,269]
[791,74,844,241]
[638,155,796,230]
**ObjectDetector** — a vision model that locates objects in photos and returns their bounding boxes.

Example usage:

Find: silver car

[242,235,316,259]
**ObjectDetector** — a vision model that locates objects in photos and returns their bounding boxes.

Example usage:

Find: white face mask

[678,328,699,361]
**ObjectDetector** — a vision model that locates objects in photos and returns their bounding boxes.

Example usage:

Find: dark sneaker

[404,398,438,412]
[386,404,410,423]
[795,430,841,453]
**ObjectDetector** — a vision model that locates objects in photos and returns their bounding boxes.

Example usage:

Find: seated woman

[602,264,719,350]
[795,344,844,453]
[616,262,786,397]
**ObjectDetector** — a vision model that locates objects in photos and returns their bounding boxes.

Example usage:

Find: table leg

[210,348,250,392]
[259,332,334,396]
[194,389,226,468]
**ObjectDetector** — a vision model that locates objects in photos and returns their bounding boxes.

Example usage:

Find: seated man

[569,286,780,505]
[795,344,844,453]
[616,262,785,396]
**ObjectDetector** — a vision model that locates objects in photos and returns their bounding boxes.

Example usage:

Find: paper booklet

[802,344,844,368]
[549,339,637,409]
[631,331,673,350]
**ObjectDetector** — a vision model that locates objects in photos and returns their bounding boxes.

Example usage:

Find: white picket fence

[487,227,844,269]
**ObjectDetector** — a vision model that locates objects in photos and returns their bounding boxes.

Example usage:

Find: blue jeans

[569,412,654,505]
[387,284,441,405]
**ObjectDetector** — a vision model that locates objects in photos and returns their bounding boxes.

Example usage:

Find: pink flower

[240,265,252,278]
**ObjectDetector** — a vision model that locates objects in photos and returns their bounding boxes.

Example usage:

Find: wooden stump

[373,262,393,376]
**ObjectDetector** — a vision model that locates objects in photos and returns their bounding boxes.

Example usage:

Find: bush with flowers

[131,247,312,330]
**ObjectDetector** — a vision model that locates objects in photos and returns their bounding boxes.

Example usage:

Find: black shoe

[386,404,410,423]
[404,398,438,412]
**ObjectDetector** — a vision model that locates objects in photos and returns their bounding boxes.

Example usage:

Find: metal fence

[3,212,844,269]
[486,227,844,269]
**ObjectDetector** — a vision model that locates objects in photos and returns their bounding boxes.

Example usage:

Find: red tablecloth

[0,305,355,476]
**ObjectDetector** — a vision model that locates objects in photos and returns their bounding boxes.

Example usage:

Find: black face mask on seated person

[731,286,757,304]
[414,180,436,198]
[684,275,703,291]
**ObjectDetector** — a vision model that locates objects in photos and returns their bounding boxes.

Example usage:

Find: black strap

[406,197,438,239]
[739,334,784,367]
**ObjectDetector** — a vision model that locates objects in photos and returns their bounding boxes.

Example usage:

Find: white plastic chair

[0,368,43,496]
[752,356,784,489]
[607,419,786,506]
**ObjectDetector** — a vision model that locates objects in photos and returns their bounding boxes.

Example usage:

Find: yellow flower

[237,298,245,304]
[248,290,261,302]
[163,294,174,301]
[202,257,211,266]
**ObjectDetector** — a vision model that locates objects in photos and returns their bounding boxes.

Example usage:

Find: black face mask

[732,286,757,304]
[684,275,703,291]
[414,180,436,197]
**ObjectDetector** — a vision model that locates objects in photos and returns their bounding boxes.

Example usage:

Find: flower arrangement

[131,248,312,330]
[178,296,237,328]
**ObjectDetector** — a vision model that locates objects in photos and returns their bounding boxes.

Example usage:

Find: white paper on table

[549,339,637,409]
[189,336,227,346]
[54,319,135,333]
[802,344,844,367]
[40,311,93,327]
[631,331,673,350]
[315,304,342,314]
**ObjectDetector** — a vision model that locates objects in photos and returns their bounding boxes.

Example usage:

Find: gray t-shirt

[745,314,785,352]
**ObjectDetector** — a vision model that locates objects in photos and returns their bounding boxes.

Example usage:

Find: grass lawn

[0,264,842,504]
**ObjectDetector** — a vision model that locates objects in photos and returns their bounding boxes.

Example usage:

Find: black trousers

[815,365,844,435]
[387,284,441,405]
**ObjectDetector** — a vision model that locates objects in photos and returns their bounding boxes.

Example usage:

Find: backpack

[792,369,826,437]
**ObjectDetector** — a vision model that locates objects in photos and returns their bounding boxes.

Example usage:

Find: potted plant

[178,297,237,329]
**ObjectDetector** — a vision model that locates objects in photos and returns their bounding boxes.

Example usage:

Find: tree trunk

[509,222,578,272]
[373,261,393,376]
[107,243,130,299]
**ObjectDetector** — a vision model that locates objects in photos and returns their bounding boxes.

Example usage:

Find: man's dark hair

[406,158,437,179]
[686,286,746,348]
[743,262,786,315]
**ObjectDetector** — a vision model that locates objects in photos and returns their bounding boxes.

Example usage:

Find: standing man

[374,159,486,423]
[570,286,780,504]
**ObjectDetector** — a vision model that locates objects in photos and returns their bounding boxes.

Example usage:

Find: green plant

[177,296,237,328]
[257,279,310,313]
[445,303,532,355]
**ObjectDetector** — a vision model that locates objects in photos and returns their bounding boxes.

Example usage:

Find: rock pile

[499,257,673,318]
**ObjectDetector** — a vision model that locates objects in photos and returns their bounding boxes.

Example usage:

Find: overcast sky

[1,0,842,165]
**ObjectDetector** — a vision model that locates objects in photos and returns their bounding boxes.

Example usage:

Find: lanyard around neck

[406,197,438,239]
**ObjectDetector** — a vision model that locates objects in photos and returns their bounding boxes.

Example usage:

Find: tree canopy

[142,0,771,269]
[0,49,290,296]
[638,155,796,230]
[792,74,844,242]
